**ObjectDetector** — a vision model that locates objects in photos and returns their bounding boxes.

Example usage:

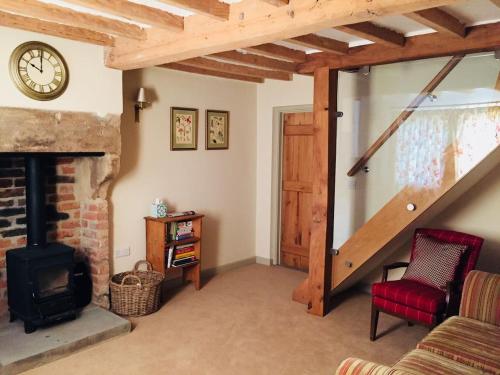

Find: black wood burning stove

[6,156,77,333]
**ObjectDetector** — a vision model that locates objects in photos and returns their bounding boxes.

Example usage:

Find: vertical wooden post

[307,67,338,316]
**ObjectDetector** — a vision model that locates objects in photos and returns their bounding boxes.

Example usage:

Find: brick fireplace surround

[0,107,121,317]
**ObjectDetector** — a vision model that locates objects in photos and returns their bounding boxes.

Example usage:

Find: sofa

[336,270,500,375]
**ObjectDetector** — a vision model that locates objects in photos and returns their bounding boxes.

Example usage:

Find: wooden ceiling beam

[211,50,298,73]
[244,44,306,63]
[162,63,264,83]
[405,8,466,37]
[62,0,184,32]
[336,22,406,47]
[260,0,290,5]
[156,0,230,21]
[106,0,461,70]
[288,34,349,54]
[0,0,145,40]
[0,10,114,46]
[179,57,292,80]
[297,22,500,74]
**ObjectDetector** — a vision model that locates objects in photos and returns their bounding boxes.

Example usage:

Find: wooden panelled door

[280,112,313,271]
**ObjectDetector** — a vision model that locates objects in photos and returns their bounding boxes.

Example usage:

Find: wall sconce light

[134,87,150,122]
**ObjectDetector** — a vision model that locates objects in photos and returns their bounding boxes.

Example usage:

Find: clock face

[9,42,69,101]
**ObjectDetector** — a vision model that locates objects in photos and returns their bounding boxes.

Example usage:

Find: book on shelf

[166,245,175,268]
[167,220,194,242]
[175,251,195,260]
[165,243,197,268]
[172,256,197,267]
[175,246,194,257]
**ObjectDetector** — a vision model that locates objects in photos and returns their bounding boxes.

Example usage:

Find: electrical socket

[116,247,130,258]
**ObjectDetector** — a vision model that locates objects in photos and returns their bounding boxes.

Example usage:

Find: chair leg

[407,321,414,327]
[370,304,379,341]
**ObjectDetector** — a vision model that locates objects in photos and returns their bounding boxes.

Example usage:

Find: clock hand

[29,63,42,73]
[39,50,43,73]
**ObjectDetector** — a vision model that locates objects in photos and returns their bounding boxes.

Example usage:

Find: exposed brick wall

[0,157,108,316]
[81,199,110,308]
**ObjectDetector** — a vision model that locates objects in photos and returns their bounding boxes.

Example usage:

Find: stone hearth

[0,106,121,316]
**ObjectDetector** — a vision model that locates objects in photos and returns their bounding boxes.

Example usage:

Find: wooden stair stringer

[331,143,500,293]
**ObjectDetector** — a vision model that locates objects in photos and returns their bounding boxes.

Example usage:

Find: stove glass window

[36,265,70,299]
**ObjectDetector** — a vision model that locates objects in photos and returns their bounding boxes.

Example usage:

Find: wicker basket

[110,260,164,317]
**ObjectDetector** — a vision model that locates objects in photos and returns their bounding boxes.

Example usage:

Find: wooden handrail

[347,54,464,177]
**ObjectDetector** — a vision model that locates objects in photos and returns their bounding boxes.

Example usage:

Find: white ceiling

[284,0,500,53]
[15,0,500,53]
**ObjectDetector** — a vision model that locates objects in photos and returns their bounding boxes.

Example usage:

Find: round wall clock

[9,41,69,101]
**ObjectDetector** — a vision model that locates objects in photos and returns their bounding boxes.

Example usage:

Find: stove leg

[9,312,17,322]
[24,321,36,334]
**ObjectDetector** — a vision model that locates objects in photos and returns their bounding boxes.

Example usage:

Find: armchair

[370,228,483,341]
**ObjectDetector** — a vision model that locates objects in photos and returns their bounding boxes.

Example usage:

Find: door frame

[270,105,313,266]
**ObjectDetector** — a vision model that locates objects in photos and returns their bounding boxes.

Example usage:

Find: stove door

[34,263,73,301]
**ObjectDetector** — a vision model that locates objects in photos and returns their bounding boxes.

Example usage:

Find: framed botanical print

[206,110,229,150]
[171,107,198,150]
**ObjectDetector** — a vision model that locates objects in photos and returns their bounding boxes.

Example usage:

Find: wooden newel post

[307,67,338,316]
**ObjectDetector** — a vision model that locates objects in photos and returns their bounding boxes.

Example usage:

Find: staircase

[331,142,500,293]
[293,53,500,313]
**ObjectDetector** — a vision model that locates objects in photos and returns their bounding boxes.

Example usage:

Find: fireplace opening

[5,154,99,333]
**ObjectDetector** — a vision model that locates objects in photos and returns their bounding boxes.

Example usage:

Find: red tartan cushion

[372,279,446,314]
[403,233,468,290]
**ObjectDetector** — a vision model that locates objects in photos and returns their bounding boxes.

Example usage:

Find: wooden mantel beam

[0,0,145,40]
[298,22,500,73]
[156,0,230,20]
[62,0,184,32]
[106,0,460,70]
[0,10,114,46]
[405,8,466,37]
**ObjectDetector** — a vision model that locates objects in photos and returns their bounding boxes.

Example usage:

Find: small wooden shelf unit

[145,214,203,290]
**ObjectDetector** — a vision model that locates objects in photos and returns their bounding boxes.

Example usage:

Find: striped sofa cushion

[335,358,408,375]
[393,349,484,375]
[417,316,500,374]
[459,270,500,325]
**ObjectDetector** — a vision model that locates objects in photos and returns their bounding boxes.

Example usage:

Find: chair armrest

[382,262,410,282]
[336,358,408,375]
[445,280,461,318]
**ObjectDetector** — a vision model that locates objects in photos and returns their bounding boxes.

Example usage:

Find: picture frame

[206,110,229,150]
[171,107,198,150]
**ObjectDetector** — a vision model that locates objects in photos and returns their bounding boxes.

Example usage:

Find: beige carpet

[22,264,427,375]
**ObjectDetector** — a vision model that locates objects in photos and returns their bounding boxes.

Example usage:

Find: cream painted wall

[0,27,122,114]
[255,75,313,261]
[112,68,257,273]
